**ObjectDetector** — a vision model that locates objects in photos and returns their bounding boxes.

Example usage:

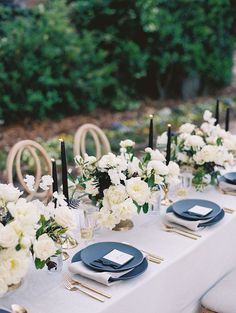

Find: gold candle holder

[161,184,173,206]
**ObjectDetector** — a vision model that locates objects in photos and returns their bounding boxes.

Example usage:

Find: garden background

[0,0,236,178]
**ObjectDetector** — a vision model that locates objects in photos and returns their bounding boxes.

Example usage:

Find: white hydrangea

[112,198,137,221]
[96,208,119,230]
[103,185,127,208]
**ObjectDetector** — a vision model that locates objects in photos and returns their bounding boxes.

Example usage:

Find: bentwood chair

[201,268,236,313]
[6,140,52,201]
[74,123,111,159]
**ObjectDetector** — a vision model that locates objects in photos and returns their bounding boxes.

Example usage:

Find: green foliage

[0,1,115,121]
[0,0,235,120]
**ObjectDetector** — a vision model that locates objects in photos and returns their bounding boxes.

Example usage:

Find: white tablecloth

[1,187,236,313]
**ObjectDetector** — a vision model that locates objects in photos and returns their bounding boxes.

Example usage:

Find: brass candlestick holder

[161,184,173,206]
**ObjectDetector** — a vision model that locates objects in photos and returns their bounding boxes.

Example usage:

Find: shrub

[0,1,116,121]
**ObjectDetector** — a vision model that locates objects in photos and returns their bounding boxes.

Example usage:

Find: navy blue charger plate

[172,199,221,221]
[0,309,10,313]
[80,242,144,272]
[71,249,148,282]
[223,172,236,185]
[167,205,225,227]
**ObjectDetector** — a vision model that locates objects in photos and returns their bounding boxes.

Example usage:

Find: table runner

[1,186,236,313]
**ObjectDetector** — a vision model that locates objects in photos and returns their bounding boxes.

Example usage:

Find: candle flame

[168,123,171,127]
[59,138,64,142]
[51,158,55,162]
[149,114,153,118]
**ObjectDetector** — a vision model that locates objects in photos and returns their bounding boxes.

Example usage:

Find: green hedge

[0,0,235,121]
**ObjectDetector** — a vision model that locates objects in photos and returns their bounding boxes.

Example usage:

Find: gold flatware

[64,280,105,302]
[223,207,234,214]
[11,304,28,313]
[163,227,198,240]
[122,242,164,261]
[164,224,201,238]
[148,256,161,264]
[64,275,111,299]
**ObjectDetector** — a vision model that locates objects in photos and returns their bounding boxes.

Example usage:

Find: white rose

[147,160,169,176]
[0,184,22,205]
[185,135,205,148]
[127,157,142,176]
[177,152,189,163]
[145,148,165,161]
[126,177,151,206]
[54,206,77,230]
[103,185,127,207]
[33,234,57,261]
[98,153,119,171]
[0,277,8,297]
[0,223,19,248]
[203,110,213,122]
[120,139,135,148]
[179,123,195,134]
[85,180,99,196]
[167,161,180,177]
[7,198,40,227]
[157,132,167,145]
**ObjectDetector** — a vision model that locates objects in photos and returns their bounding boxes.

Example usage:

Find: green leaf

[35,258,46,269]
[143,203,149,214]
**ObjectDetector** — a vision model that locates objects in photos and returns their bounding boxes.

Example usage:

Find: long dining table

[1,186,236,313]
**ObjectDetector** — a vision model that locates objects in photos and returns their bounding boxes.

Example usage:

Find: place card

[102,249,134,266]
[188,205,213,216]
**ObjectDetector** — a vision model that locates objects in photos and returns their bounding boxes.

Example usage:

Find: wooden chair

[6,140,52,201]
[200,268,236,313]
[74,123,111,159]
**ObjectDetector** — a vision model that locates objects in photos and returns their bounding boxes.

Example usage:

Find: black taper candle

[166,124,171,165]
[59,139,69,203]
[51,158,58,193]
[214,99,219,126]
[148,114,154,149]
[225,107,230,132]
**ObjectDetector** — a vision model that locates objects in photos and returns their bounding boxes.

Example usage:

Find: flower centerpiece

[74,140,180,230]
[0,177,76,297]
[158,110,236,190]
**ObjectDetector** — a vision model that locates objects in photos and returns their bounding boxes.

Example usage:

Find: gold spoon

[11,304,27,313]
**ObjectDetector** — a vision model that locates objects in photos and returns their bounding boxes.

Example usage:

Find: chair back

[6,140,52,201]
[74,123,111,159]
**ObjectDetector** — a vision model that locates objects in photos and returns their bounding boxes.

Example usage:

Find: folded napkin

[68,261,134,286]
[218,179,236,194]
[164,211,213,231]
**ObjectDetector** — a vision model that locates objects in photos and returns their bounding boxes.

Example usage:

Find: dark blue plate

[80,242,144,272]
[0,309,10,313]
[172,199,221,221]
[223,172,236,185]
[71,249,148,282]
[166,206,225,227]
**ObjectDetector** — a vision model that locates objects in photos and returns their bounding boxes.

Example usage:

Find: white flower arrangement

[0,178,77,297]
[74,140,180,229]
[158,110,236,190]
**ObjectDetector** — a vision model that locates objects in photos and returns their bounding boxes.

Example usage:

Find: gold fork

[63,279,105,302]
[64,274,111,298]
[223,207,235,214]
[163,227,198,240]
[164,224,201,238]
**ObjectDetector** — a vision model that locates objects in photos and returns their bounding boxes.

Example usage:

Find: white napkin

[164,211,213,231]
[219,179,236,194]
[68,261,135,286]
